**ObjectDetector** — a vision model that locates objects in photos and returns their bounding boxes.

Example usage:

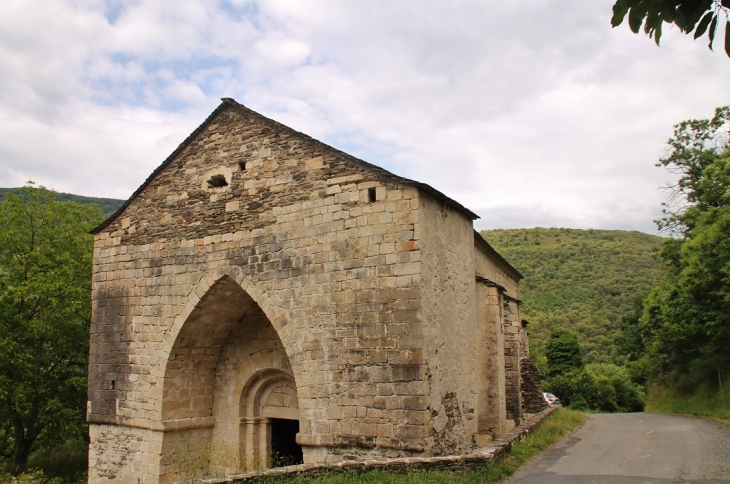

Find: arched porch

[158,275,301,482]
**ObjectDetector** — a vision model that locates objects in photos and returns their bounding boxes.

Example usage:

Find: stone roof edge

[92,97,479,234]
[474,230,524,281]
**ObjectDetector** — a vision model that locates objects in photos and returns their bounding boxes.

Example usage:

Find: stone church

[88,98,534,484]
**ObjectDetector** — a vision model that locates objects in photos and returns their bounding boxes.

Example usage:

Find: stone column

[475,283,507,444]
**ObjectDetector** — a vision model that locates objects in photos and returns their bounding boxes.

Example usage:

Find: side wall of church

[473,238,522,436]
[418,194,479,455]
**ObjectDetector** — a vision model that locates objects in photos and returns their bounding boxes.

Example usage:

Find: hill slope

[0,188,125,218]
[480,228,663,364]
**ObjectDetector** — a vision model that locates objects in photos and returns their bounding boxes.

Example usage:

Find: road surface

[506,412,730,483]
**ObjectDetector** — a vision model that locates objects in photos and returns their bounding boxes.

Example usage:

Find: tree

[0,183,103,471]
[611,0,730,57]
[635,107,730,389]
[545,330,584,377]
[543,364,646,412]
[656,105,730,235]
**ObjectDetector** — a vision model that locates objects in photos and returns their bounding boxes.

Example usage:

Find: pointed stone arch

[157,272,292,381]
[157,274,301,480]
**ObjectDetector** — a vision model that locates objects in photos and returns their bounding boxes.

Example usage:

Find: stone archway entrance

[239,369,302,469]
[159,276,300,481]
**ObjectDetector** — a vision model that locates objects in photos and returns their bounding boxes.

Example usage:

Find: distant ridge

[480,227,663,365]
[0,187,125,218]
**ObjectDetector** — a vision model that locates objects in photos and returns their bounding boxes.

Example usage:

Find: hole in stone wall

[368,187,377,202]
[270,418,303,467]
[110,380,115,390]
[207,174,228,188]
[238,161,246,171]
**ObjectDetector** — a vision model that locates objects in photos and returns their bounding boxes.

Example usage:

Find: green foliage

[647,380,730,423]
[481,228,663,365]
[0,188,124,218]
[0,468,67,484]
[24,445,88,483]
[543,364,646,413]
[631,107,730,392]
[0,183,104,471]
[611,0,730,57]
[545,330,583,377]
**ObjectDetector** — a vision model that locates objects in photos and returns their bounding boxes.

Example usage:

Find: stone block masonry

[88,98,528,484]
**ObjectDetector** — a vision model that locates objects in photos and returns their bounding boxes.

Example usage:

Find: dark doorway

[270,418,303,467]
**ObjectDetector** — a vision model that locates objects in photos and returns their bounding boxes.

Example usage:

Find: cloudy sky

[1,1,729,233]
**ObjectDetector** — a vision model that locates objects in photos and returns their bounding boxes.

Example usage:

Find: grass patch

[252,409,586,484]
[647,381,730,424]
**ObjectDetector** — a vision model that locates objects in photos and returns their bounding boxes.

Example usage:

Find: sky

[1,1,729,234]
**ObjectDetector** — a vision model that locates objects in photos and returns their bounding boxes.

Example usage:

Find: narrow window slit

[207,174,228,188]
[238,162,246,171]
[110,380,116,390]
[368,187,377,202]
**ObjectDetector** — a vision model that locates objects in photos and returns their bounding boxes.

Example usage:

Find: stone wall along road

[507,412,730,483]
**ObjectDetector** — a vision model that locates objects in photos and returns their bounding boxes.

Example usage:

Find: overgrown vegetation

[541,330,646,412]
[481,227,663,365]
[646,380,730,424]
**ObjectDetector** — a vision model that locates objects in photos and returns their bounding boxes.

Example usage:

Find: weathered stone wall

[419,194,478,455]
[519,321,530,359]
[520,358,548,415]
[503,299,522,425]
[88,425,161,484]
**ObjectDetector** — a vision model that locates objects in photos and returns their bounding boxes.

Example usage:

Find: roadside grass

[647,381,730,424]
[253,408,586,484]
[0,409,586,484]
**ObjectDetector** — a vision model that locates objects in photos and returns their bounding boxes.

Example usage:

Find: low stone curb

[202,405,559,483]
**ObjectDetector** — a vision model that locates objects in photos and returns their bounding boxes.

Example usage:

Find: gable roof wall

[92,98,479,234]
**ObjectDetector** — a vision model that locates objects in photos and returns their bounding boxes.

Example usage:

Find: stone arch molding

[240,368,298,420]
[157,270,293,382]
[238,369,299,470]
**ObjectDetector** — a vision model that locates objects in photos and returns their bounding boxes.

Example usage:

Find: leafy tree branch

[612,0,730,56]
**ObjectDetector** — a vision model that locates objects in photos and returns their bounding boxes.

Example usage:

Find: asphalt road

[506,412,730,483]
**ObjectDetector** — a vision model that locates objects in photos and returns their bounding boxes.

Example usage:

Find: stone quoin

[87,98,539,484]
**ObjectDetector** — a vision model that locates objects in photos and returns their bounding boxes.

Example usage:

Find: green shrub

[545,330,583,377]
[543,363,645,412]
[0,469,67,484]
[648,379,730,422]
[25,445,87,482]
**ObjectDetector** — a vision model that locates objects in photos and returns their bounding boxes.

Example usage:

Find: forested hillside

[481,228,663,364]
[0,188,124,218]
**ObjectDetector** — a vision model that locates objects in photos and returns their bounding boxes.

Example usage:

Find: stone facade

[88,99,529,484]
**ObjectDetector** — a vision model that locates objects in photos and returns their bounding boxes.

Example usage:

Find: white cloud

[0,0,728,233]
